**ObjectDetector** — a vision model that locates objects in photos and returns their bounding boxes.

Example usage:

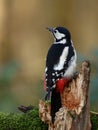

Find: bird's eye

[54,30,57,33]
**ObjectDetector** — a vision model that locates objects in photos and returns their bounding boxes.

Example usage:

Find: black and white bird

[45,27,77,122]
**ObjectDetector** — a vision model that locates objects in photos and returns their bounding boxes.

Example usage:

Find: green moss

[0,108,97,130]
[91,112,98,130]
[0,108,48,130]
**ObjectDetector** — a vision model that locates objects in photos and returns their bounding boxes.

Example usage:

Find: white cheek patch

[54,30,65,40]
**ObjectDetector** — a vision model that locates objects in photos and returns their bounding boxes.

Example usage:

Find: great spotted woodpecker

[45,27,77,122]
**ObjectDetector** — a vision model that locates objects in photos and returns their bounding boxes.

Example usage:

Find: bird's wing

[45,44,66,88]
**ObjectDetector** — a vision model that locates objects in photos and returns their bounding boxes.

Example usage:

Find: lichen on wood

[39,61,91,130]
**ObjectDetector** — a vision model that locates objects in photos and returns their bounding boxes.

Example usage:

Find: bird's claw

[45,92,50,101]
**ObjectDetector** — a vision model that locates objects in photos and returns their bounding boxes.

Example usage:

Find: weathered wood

[39,61,91,130]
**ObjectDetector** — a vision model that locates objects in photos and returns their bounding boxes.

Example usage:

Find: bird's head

[46,27,71,44]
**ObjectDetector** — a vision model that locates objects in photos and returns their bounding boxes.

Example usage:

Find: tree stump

[39,61,91,130]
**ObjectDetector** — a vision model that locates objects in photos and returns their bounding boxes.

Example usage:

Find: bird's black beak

[46,27,54,33]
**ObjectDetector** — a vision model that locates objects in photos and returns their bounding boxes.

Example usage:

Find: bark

[39,61,91,130]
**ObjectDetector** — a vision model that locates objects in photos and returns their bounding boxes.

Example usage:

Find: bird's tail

[51,88,61,123]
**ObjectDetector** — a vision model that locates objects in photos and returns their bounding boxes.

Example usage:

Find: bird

[45,26,77,123]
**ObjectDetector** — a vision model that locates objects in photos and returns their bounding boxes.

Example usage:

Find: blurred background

[0,0,98,112]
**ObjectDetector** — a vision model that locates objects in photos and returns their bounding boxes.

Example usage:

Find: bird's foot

[45,91,51,101]
[45,94,49,101]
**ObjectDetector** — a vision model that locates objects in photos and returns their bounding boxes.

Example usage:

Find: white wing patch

[45,67,48,72]
[54,47,69,70]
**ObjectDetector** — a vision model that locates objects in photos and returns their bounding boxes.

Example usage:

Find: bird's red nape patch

[56,78,71,93]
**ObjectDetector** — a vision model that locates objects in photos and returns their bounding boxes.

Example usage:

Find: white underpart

[54,47,69,70]
[54,30,65,40]
[64,50,77,78]
[54,39,66,44]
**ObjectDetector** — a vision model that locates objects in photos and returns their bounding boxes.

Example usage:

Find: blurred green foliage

[0,61,19,86]
[90,49,98,111]
[77,48,98,111]
[0,61,20,112]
